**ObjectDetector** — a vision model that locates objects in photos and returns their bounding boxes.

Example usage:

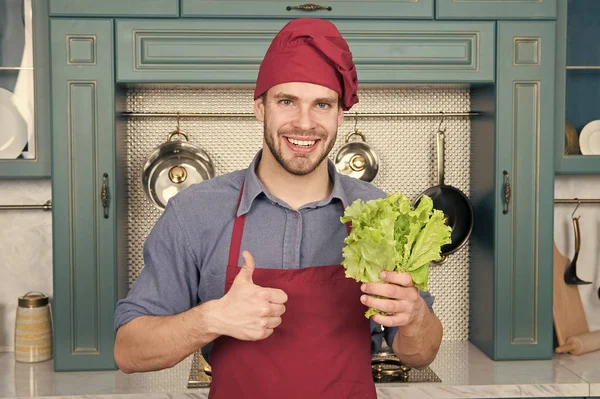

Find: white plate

[579,120,600,155]
[0,88,28,159]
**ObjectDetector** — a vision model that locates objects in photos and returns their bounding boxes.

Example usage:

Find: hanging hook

[354,112,359,132]
[572,198,581,219]
[438,111,446,132]
[176,112,181,131]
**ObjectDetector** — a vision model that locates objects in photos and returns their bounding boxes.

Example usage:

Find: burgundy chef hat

[254,18,359,111]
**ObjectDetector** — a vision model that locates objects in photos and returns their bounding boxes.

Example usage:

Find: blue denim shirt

[114,150,434,361]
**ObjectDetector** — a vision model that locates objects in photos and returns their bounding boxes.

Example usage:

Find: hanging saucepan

[141,129,215,210]
[334,130,380,182]
[413,126,474,263]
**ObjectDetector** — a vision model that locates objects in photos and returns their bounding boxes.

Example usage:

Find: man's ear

[254,96,265,122]
[337,105,344,127]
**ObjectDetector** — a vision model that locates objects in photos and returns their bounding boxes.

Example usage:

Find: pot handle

[436,129,445,186]
[167,129,190,142]
[345,130,366,143]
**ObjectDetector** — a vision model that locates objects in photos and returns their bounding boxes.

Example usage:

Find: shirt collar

[236,150,351,216]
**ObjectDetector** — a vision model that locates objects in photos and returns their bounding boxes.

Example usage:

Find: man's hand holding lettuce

[340,193,452,318]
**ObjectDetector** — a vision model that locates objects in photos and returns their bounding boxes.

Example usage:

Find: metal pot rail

[0,187,595,215]
[0,200,52,211]
[555,198,600,204]
[121,111,480,118]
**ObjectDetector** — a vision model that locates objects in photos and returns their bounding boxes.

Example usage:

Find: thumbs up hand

[216,251,288,341]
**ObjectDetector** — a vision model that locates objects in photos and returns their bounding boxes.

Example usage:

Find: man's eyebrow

[271,93,337,104]
[314,96,338,104]
[272,92,299,101]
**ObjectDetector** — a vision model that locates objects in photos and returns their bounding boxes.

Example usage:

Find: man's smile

[283,135,321,153]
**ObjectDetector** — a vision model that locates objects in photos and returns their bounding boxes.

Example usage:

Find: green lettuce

[340,193,452,318]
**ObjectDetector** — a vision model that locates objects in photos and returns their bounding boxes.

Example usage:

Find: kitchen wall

[0,179,52,352]
[554,175,600,331]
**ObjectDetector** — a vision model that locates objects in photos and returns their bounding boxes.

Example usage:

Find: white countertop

[0,341,597,399]
[555,349,600,397]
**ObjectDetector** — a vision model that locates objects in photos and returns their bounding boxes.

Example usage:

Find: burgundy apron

[208,182,376,399]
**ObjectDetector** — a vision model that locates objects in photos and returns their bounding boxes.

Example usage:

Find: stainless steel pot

[334,130,380,182]
[141,129,215,209]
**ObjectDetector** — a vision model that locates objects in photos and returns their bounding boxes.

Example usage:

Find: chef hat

[254,18,359,111]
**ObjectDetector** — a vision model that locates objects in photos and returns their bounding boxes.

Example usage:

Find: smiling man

[113,18,442,399]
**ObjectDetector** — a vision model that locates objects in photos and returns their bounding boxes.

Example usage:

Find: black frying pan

[413,128,474,261]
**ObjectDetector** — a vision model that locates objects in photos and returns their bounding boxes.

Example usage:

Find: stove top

[370,348,441,383]
[371,361,441,383]
[187,349,441,388]
[188,351,211,388]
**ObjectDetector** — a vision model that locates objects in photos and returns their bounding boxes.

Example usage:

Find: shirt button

[292,211,299,218]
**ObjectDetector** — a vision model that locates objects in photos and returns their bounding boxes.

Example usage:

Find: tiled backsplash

[125,86,472,340]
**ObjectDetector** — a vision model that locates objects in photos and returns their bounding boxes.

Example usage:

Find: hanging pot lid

[142,130,215,210]
[334,130,380,182]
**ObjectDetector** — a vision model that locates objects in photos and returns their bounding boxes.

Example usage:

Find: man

[114,18,442,398]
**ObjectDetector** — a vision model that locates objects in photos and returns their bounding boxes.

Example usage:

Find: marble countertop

[555,350,600,397]
[0,341,597,399]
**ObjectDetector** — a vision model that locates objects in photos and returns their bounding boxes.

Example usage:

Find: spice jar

[14,292,52,363]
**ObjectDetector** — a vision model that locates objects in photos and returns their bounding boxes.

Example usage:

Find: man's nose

[293,106,317,131]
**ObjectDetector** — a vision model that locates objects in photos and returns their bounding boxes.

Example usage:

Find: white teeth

[288,138,316,147]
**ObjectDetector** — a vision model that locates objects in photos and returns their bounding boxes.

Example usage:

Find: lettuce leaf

[340,193,452,317]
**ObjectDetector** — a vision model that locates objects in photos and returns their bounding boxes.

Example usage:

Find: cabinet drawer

[116,19,494,84]
[436,0,557,20]
[49,0,179,17]
[181,0,433,19]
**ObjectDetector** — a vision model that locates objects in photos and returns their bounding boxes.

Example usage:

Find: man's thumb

[235,250,256,283]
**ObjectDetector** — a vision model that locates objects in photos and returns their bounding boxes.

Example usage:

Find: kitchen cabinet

[0,0,51,178]
[50,19,126,371]
[470,21,556,360]
[436,0,557,20]
[49,11,556,370]
[180,0,434,19]
[116,19,494,84]
[554,0,600,174]
[49,0,179,17]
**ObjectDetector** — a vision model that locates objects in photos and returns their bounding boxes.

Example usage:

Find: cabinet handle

[503,170,511,215]
[101,173,109,219]
[286,3,332,11]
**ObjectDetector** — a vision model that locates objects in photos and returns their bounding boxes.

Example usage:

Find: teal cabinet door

[50,19,121,371]
[49,0,179,17]
[181,0,433,19]
[470,21,556,360]
[116,19,494,83]
[436,0,557,20]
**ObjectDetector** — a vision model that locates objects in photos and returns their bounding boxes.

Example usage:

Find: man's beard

[264,121,336,176]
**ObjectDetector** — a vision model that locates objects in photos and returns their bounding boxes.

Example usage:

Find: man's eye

[280,99,292,105]
[317,103,330,109]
